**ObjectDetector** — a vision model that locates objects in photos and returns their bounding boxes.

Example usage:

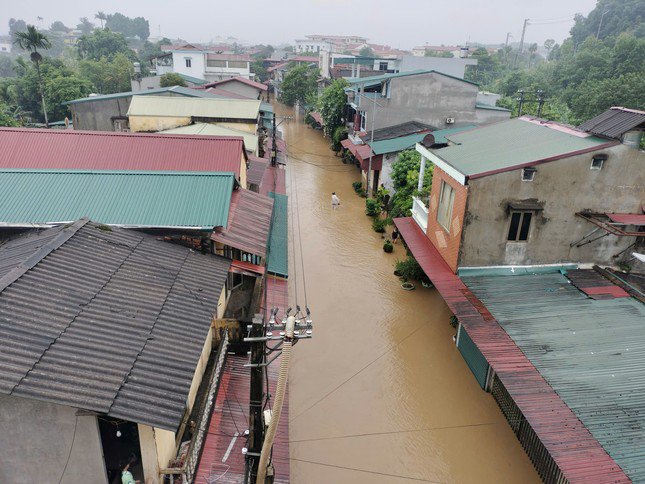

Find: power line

[292,165,309,309]
[290,458,441,482]
[57,415,79,484]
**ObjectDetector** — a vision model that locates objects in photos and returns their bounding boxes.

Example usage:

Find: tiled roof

[127,96,261,121]
[0,219,231,431]
[0,127,246,179]
[432,117,617,179]
[578,107,645,139]
[211,189,274,257]
[0,170,234,230]
[203,77,268,91]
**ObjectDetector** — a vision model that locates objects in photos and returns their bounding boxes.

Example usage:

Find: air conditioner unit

[446,117,455,124]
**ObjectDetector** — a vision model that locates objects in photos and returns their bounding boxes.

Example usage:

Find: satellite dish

[421,133,435,148]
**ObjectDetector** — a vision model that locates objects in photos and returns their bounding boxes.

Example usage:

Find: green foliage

[50,21,69,33]
[465,48,500,85]
[77,29,136,62]
[570,0,645,44]
[352,181,363,192]
[159,72,187,87]
[279,64,318,106]
[318,78,349,137]
[8,19,27,35]
[359,46,374,57]
[105,13,150,41]
[331,125,348,153]
[44,75,93,120]
[394,256,424,281]
[76,18,94,36]
[0,56,15,77]
[78,53,134,94]
[389,149,432,218]
[0,102,22,127]
[383,239,393,253]
[425,49,454,58]
[372,217,388,233]
[365,198,381,217]
[251,60,268,82]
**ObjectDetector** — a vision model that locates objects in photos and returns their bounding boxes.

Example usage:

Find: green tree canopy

[570,0,645,44]
[251,60,268,83]
[50,21,69,33]
[77,17,95,36]
[279,64,318,106]
[359,46,374,57]
[318,78,349,137]
[45,75,93,121]
[77,29,136,62]
[159,72,187,87]
[105,13,150,41]
[425,49,454,58]
[78,52,134,94]
[389,149,433,218]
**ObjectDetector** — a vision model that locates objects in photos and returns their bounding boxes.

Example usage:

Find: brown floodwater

[279,102,540,484]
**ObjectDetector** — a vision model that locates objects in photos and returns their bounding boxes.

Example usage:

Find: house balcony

[412,196,429,233]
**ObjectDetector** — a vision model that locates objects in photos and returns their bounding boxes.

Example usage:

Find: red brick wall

[425,166,468,272]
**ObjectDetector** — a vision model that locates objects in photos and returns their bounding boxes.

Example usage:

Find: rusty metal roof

[203,76,268,91]
[0,127,245,179]
[0,219,231,431]
[211,189,274,257]
[247,155,268,187]
[578,107,645,139]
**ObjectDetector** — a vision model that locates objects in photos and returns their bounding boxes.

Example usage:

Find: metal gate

[456,325,489,389]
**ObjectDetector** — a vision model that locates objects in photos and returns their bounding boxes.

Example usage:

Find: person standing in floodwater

[331,192,340,210]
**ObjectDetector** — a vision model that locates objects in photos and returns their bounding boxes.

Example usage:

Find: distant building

[202,76,268,101]
[0,35,11,53]
[155,44,253,82]
[295,34,368,54]
[412,44,469,58]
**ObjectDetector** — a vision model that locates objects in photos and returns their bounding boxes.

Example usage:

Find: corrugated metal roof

[211,189,274,257]
[346,69,479,87]
[433,117,615,178]
[247,156,268,187]
[160,123,258,153]
[475,102,511,112]
[369,125,476,155]
[127,96,261,121]
[578,107,645,139]
[267,193,288,277]
[462,272,645,483]
[0,170,234,229]
[360,121,435,143]
[64,85,220,105]
[203,77,268,91]
[178,73,208,85]
[0,127,245,178]
[0,219,231,431]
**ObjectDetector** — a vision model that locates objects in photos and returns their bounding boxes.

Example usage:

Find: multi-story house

[157,44,252,82]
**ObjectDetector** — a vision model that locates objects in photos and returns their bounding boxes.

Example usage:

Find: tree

[78,53,134,94]
[528,43,539,68]
[0,56,15,77]
[251,60,268,82]
[389,149,432,218]
[77,17,94,36]
[13,25,52,127]
[544,39,555,59]
[0,102,22,127]
[570,0,645,44]
[425,49,454,58]
[95,12,107,29]
[105,13,150,40]
[45,75,93,121]
[318,78,349,138]
[9,18,27,35]
[77,29,136,62]
[159,72,187,87]
[465,48,500,87]
[50,21,69,33]
[359,46,374,57]
[279,64,318,106]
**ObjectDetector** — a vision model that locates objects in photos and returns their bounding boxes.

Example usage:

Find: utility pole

[366,96,376,197]
[246,314,266,483]
[514,18,529,68]
[517,90,526,117]
[536,90,545,118]
[271,113,277,167]
[505,32,512,48]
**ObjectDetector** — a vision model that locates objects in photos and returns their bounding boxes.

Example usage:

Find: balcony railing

[412,196,429,233]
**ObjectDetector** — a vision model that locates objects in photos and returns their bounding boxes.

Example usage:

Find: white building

[0,36,12,53]
[295,34,368,54]
[158,44,252,82]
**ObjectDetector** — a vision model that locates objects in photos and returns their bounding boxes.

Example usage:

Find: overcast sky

[2,0,598,48]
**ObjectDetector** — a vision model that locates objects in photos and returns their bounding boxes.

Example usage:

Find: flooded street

[280,103,539,484]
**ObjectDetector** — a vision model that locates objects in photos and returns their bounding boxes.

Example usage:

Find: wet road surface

[280,104,540,484]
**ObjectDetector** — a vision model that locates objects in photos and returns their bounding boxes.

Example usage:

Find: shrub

[372,217,387,233]
[383,239,393,253]
[365,198,381,217]
[394,256,425,281]
[352,181,363,193]
[331,126,348,152]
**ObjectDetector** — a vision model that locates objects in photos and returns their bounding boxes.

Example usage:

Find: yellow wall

[129,116,191,132]
[217,122,257,133]
[239,153,248,189]
[154,428,177,474]
[217,285,227,319]
[186,326,213,413]
[138,424,160,484]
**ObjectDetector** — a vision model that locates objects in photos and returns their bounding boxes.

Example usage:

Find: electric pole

[514,18,529,68]
[246,314,265,483]
[271,113,277,167]
[517,90,526,117]
[536,90,545,118]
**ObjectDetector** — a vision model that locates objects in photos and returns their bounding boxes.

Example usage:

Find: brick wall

[425,165,468,272]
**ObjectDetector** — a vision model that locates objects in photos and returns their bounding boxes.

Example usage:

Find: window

[591,154,607,170]
[207,59,226,68]
[228,61,249,69]
[521,167,536,181]
[379,62,388,71]
[437,181,456,231]
[360,112,366,131]
[507,211,532,241]
[185,58,192,68]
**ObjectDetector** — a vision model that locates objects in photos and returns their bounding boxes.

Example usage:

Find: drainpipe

[418,155,427,192]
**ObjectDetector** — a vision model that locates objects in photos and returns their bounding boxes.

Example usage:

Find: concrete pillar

[418,155,427,192]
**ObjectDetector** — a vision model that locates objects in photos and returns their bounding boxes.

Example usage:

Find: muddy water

[280,103,539,484]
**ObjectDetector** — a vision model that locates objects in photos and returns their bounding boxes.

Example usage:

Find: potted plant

[383,239,393,253]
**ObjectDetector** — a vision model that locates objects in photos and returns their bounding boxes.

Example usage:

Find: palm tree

[13,25,52,127]
[95,11,107,29]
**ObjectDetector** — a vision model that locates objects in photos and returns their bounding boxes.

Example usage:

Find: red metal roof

[229,259,265,277]
[212,189,274,257]
[260,165,286,196]
[340,139,381,170]
[393,216,630,484]
[204,77,268,91]
[0,128,245,178]
[309,111,324,125]
[247,156,268,187]
[606,213,645,225]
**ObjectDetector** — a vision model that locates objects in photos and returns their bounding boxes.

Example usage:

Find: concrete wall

[0,395,107,484]
[71,97,131,131]
[129,115,192,132]
[475,107,511,125]
[357,72,479,131]
[380,152,398,191]
[172,52,206,80]
[459,144,645,267]
[426,165,469,272]
[397,56,478,79]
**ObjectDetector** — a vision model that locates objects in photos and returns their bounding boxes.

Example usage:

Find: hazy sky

[2,0,598,48]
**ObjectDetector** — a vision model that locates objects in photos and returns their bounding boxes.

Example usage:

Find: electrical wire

[292,166,309,309]
[290,458,440,482]
[57,415,79,484]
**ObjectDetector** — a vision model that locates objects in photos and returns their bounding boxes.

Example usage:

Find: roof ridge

[0,219,89,293]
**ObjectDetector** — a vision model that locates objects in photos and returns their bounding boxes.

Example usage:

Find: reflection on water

[280,102,539,484]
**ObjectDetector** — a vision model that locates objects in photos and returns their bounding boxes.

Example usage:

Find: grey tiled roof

[0,219,231,431]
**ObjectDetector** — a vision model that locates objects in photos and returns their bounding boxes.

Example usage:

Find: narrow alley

[280,104,541,484]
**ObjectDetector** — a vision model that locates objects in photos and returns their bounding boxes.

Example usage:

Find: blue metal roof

[369,125,476,155]
[462,272,645,482]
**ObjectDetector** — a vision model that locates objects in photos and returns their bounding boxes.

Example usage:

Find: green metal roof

[64,86,219,105]
[346,69,479,87]
[0,170,234,229]
[178,73,208,85]
[369,125,476,155]
[267,192,288,277]
[462,272,645,482]
[433,118,613,177]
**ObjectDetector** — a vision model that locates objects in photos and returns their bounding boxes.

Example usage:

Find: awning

[574,212,645,240]
[606,213,645,225]
[310,111,324,126]
[340,140,381,171]
[230,259,265,277]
